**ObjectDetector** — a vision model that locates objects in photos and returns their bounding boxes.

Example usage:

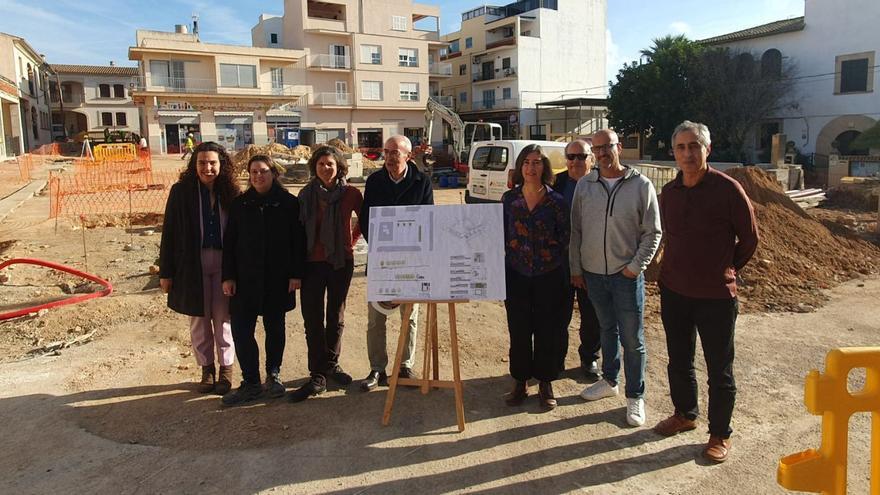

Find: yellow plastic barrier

[94,143,137,162]
[778,347,880,494]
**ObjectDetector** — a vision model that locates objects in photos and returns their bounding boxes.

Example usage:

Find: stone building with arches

[702,0,878,167]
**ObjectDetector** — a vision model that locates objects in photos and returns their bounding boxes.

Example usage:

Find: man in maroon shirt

[653,121,758,463]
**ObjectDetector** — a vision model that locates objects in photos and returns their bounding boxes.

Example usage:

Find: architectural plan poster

[366,204,506,302]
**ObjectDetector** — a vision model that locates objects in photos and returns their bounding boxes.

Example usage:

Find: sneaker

[221,381,263,406]
[580,379,619,401]
[288,376,327,403]
[626,397,646,427]
[265,373,286,398]
[398,366,418,380]
[653,413,697,437]
[326,364,353,386]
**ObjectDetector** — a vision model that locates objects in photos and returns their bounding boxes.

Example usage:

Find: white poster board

[367,204,506,302]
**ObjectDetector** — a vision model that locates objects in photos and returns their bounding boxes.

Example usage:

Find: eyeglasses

[383,149,405,156]
[590,143,618,154]
[565,153,591,161]
[249,169,273,176]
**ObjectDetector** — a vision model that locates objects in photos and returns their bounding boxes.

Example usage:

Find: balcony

[428,62,452,77]
[440,50,462,61]
[305,1,347,33]
[469,97,520,112]
[130,76,304,97]
[472,66,517,83]
[312,92,351,106]
[431,95,453,107]
[307,54,351,70]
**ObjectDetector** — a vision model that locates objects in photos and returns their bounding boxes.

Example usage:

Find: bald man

[570,129,661,427]
[358,134,434,391]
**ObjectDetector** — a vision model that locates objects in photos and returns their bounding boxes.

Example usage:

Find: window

[98,84,110,98]
[270,33,278,44]
[116,112,127,126]
[482,89,495,109]
[270,67,283,93]
[449,40,460,53]
[150,60,170,86]
[398,48,418,67]
[361,81,382,100]
[101,112,113,126]
[459,92,467,103]
[761,49,781,79]
[459,64,466,75]
[835,52,875,94]
[361,45,381,64]
[113,84,125,98]
[502,57,511,69]
[392,15,407,31]
[399,82,418,101]
[219,64,257,88]
[502,88,511,100]
[465,37,473,49]
[470,146,509,171]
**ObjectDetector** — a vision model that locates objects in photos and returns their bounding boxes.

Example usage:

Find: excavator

[413,97,502,178]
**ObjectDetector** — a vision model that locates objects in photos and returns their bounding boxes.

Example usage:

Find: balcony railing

[429,63,453,76]
[130,76,303,96]
[485,36,516,50]
[470,97,520,111]
[472,66,517,82]
[313,92,351,106]
[308,54,351,70]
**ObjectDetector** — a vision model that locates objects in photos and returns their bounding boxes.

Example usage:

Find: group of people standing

[500,121,758,463]
[159,122,758,464]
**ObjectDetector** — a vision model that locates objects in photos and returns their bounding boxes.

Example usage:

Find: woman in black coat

[220,154,306,406]
[159,141,239,395]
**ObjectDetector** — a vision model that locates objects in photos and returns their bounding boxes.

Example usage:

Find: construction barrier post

[778,347,880,494]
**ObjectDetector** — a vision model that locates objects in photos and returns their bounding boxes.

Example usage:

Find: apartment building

[439,0,606,139]
[129,28,308,154]
[252,0,445,150]
[0,32,54,157]
[49,64,142,140]
[701,0,879,165]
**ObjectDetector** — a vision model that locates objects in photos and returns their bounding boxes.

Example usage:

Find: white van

[464,140,569,203]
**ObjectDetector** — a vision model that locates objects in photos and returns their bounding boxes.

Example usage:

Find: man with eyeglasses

[553,139,601,380]
[570,129,661,427]
[358,134,434,392]
[653,121,757,463]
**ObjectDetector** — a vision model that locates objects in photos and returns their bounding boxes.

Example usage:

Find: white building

[49,64,142,140]
[702,0,879,165]
[439,0,606,139]
[0,32,54,157]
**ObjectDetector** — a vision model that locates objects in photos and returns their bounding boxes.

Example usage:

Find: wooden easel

[381,300,467,432]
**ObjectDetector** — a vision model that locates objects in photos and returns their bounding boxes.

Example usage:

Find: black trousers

[231,310,287,384]
[300,260,354,381]
[561,282,601,368]
[660,285,738,438]
[504,265,567,382]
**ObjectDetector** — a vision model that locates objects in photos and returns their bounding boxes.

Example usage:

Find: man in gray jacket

[570,129,662,427]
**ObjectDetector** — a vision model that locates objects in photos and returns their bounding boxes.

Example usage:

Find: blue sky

[0,0,805,86]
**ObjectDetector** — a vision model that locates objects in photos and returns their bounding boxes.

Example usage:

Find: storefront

[215,112,254,151]
[267,114,300,148]
[157,111,200,154]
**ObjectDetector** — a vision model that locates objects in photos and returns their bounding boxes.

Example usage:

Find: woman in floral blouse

[501,144,570,410]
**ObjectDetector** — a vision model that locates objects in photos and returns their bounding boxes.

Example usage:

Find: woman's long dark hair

[179,141,240,209]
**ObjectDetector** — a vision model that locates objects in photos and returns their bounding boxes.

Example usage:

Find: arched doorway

[816,115,876,157]
[832,130,868,155]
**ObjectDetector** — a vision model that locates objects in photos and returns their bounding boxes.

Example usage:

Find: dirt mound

[716,167,880,312]
[325,138,355,153]
[232,144,311,175]
[723,167,809,218]
[825,184,879,211]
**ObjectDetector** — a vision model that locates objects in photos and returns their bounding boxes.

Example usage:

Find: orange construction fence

[49,165,177,219]
[31,143,62,156]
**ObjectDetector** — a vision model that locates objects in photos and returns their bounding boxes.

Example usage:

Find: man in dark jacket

[553,139,601,380]
[359,134,434,391]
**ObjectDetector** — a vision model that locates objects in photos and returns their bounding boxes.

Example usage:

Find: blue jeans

[583,271,646,399]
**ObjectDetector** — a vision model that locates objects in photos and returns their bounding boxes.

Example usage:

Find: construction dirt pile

[232,144,312,175]
[723,167,880,312]
[324,138,355,153]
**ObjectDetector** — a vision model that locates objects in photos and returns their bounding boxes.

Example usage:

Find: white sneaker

[580,379,619,401]
[626,397,646,426]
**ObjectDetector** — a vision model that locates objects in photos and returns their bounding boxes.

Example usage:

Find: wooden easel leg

[382,304,414,426]
[431,305,440,384]
[421,303,434,395]
[448,303,466,432]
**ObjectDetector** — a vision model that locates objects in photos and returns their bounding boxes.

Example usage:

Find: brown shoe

[505,380,528,406]
[197,365,216,393]
[653,413,697,437]
[215,365,234,395]
[702,436,731,463]
[538,381,557,410]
